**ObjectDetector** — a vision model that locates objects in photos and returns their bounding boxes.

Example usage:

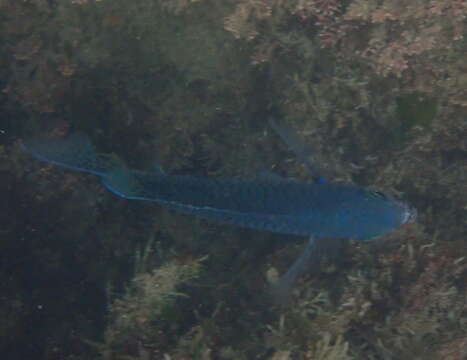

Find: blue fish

[21,124,416,301]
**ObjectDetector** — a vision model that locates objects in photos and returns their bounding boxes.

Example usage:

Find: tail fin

[21,134,113,176]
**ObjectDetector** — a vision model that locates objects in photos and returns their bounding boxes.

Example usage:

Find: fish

[21,133,415,238]
[21,123,416,301]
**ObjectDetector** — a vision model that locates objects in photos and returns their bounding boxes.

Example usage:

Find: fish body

[103,168,414,239]
[22,134,415,239]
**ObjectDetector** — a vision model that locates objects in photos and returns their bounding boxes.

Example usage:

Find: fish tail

[21,134,113,176]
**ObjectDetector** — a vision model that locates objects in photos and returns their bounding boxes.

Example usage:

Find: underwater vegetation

[0,0,466,359]
[102,244,206,359]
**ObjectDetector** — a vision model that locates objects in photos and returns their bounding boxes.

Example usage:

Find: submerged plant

[102,252,205,359]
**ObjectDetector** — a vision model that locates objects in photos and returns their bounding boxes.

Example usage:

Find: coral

[222,0,467,111]
[224,0,273,40]
[340,0,467,108]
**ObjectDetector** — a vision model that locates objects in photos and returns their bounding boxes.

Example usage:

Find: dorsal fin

[269,118,326,184]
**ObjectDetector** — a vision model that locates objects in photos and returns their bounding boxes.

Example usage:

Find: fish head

[344,188,417,240]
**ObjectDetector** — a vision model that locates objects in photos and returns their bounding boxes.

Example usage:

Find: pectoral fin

[270,236,345,304]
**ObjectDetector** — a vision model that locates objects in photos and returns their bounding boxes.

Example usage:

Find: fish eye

[370,191,387,199]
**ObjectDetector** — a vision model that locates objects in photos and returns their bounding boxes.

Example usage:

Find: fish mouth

[402,204,417,224]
